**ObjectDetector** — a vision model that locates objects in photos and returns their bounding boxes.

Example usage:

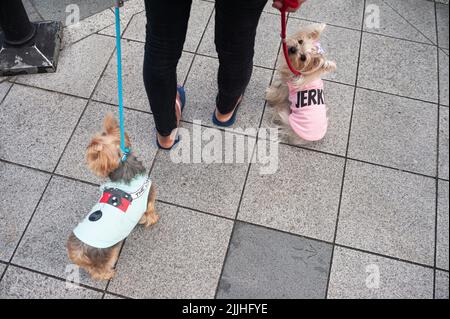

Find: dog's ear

[103,113,119,135]
[86,136,120,177]
[308,23,326,41]
[103,113,132,147]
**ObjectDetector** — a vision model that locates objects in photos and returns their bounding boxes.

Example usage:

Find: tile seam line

[0,138,441,191]
[213,10,285,299]
[80,11,153,299]
[0,154,446,276]
[325,0,366,299]
[0,193,444,294]
[102,2,216,298]
[0,216,445,284]
[0,176,53,284]
[95,25,450,62]
[0,82,15,106]
[9,53,446,108]
[0,157,445,277]
[0,12,122,288]
[380,0,437,46]
[432,0,441,299]
[288,15,446,49]
[6,262,131,299]
[65,9,145,49]
[11,69,446,112]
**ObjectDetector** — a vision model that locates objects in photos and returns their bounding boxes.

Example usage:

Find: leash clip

[114,0,124,8]
[120,148,131,162]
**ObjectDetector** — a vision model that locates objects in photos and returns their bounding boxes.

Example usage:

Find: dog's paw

[140,213,160,228]
[91,269,115,281]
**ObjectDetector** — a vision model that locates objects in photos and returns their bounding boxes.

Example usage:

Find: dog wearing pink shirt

[266,23,336,145]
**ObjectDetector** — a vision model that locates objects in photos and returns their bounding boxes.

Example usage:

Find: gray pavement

[0,0,448,299]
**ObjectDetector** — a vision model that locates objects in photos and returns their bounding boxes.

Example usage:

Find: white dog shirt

[73,175,152,249]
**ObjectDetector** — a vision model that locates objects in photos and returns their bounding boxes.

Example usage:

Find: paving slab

[63,9,115,47]
[108,202,233,299]
[291,0,364,30]
[0,163,50,262]
[12,177,108,290]
[437,180,449,270]
[93,40,193,112]
[435,270,449,299]
[0,264,6,278]
[363,0,436,45]
[0,85,86,171]
[327,247,434,299]
[183,55,272,133]
[217,222,332,299]
[56,101,158,185]
[336,160,436,266]
[30,0,113,25]
[440,106,449,180]
[98,0,145,37]
[348,88,437,176]
[0,82,12,102]
[437,2,449,48]
[439,49,449,106]
[358,33,438,103]
[150,122,253,219]
[239,143,345,242]
[0,266,102,299]
[16,34,116,98]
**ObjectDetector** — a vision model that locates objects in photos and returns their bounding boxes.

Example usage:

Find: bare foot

[214,95,243,123]
[157,92,182,148]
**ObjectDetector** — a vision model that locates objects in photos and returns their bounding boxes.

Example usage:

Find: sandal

[212,95,243,127]
[156,86,186,150]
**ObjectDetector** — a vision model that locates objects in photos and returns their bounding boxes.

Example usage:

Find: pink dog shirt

[287,78,328,141]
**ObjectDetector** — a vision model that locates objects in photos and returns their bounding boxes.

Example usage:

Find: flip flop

[212,95,243,127]
[156,86,186,150]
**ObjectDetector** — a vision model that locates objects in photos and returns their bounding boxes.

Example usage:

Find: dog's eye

[298,40,304,45]
[288,47,297,55]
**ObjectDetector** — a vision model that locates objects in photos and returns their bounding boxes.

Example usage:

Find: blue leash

[114,0,130,161]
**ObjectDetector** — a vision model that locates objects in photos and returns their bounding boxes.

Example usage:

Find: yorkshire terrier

[67,113,159,280]
[266,23,336,145]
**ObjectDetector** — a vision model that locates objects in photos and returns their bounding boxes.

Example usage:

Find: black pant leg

[214,0,268,114]
[143,0,192,136]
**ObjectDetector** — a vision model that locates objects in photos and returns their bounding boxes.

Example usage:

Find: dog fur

[67,114,159,280]
[266,23,336,145]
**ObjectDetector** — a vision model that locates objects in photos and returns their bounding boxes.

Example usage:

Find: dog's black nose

[300,54,307,62]
[288,47,297,55]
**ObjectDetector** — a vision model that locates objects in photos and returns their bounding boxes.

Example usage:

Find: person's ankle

[157,128,178,148]
[215,109,234,122]
[157,134,175,148]
[215,95,243,122]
